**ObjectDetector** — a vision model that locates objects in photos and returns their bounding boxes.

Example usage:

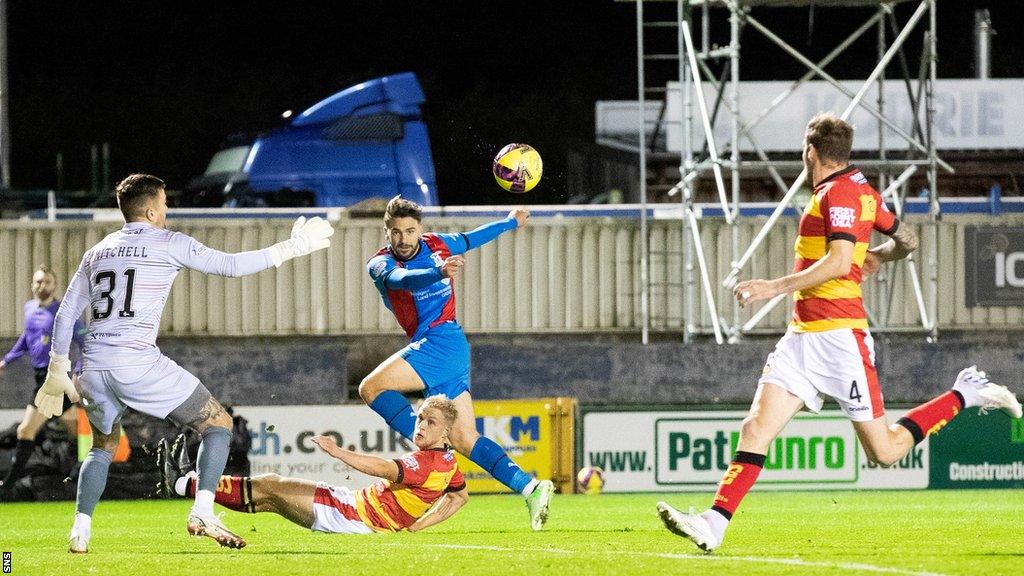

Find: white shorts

[79,355,202,435]
[758,328,884,422]
[310,483,374,534]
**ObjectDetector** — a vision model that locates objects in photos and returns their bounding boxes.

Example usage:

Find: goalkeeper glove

[34,351,81,418]
[268,216,335,267]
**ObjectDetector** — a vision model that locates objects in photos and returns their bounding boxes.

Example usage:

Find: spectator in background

[0,265,85,499]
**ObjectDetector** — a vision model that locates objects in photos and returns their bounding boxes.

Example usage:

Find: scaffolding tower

[632,0,950,344]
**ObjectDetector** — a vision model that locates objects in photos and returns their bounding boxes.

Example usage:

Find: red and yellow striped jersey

[355,447,466,532]
[791,166,898,332]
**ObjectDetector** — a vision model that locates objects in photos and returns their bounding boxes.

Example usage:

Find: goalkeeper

[41,174,334,553]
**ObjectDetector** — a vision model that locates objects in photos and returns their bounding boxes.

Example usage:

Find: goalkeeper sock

[76,448,113,516]
[710,450,765,520]
[369,391,416,440]
[196,426,232,494]
[897,391,965,444]
[469,437,533,494]
[193,426,232,515]
[184,475,255,513]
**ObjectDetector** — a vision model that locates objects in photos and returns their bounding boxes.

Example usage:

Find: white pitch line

[404,543,949,576]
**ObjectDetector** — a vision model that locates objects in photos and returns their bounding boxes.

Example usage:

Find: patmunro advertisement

[582,410,931,492]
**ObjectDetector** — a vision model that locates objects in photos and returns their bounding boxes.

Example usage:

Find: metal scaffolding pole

[682,25,732,223]
[879,165,930,331]
[0,0,9,188]
[732,3,952,173]
[679,0,696,343]
[688,205,724,343]
[729,4,741,338]
[876,4,890,331]
[636,0,650,345]
[625,0,945,341]
[926,0,939,340]
[722,9,885,150]
[724,0,932,290]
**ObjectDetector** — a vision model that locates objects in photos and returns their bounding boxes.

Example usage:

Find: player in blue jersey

[0,266,85,497]
[361,196,554,531]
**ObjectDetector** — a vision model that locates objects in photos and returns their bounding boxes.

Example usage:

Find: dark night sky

[8,1,1023,205]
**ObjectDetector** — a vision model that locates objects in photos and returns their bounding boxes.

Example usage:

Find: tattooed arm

[863,220,919,275]
[870,220,919,262]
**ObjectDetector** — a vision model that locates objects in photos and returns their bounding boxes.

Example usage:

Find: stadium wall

[2,215,1024,340]
[3,331,1021,410]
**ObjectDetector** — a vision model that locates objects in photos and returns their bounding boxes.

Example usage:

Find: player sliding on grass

[657,113,1023,553]
[39,174,334,553]
[160,395,468,534]
[360,196,554,530]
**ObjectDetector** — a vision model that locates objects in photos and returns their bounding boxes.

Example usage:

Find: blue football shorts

[399,322,471,399]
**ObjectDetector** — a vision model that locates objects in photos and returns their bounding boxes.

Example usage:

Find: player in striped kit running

[36,174,334,552]
[657,113,1022,553]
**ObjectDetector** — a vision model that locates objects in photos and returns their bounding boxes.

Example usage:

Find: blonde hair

[420,395,458,428]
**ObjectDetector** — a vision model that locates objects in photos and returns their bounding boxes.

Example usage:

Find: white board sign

[597,79,1024,152]
[582,409,928,492]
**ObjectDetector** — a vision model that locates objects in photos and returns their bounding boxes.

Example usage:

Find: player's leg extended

[175,471,319,529]
[855,366,1022,466]
[448,391,533,493]
[67,368,126,554]
[358,351,425,440]
[0,405,47,492]
[722,382,805,509]
[168,385,246,549]
[448,391,554,531]
[244,474,320,527]
[658,382,804,552]
[68,422,119,554]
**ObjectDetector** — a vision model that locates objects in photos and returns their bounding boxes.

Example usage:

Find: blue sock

[469,437,534,494]
[369,391,416,440]
[76,448,113,516]
[196,427,232,493]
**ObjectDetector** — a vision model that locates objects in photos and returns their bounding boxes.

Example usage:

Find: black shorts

[32,367,74,413]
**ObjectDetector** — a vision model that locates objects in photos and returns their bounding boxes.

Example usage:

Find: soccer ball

[576,466,605,495]
[492,143,543,193]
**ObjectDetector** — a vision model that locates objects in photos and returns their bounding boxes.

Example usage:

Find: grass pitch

[3,490,1022,576]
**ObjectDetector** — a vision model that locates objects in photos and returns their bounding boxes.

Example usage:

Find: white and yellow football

[492,143,543,193]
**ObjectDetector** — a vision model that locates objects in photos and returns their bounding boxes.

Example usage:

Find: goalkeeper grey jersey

[51,221,274,370]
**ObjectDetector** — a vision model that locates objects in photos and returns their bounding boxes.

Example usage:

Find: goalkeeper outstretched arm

[169,216,334,276]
